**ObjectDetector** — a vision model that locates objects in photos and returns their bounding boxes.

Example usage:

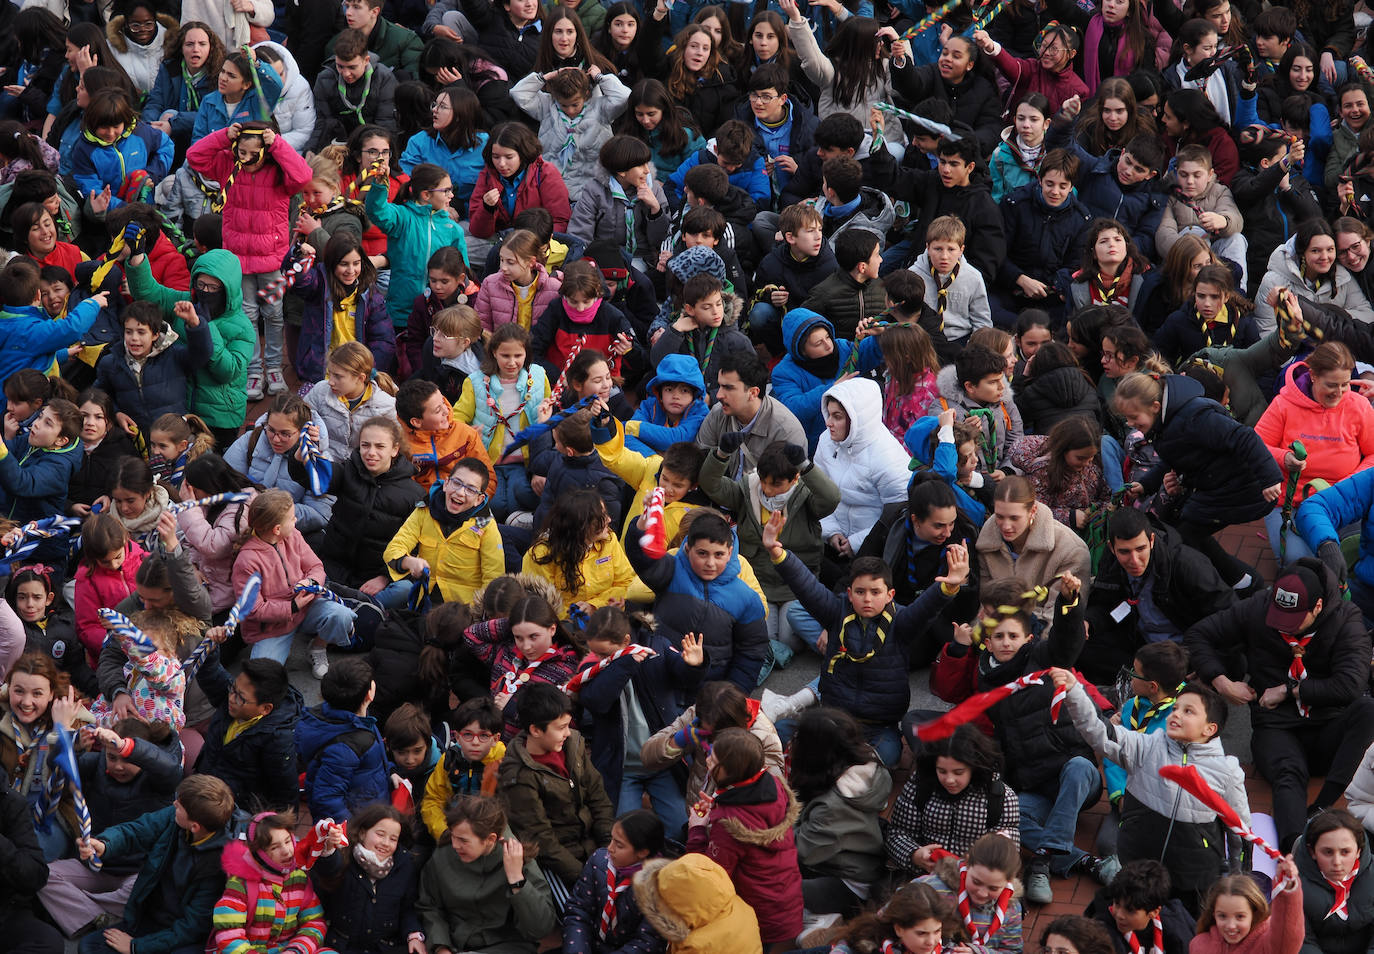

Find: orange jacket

[404,403,497,493]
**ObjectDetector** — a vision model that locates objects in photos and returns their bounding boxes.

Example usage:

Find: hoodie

[212,838,326,954]
[625,353,709,455]
[633,855,762,954]
[796,759,892,883]
[815,377,911,551]
[1255,359,1374,501]
[770,308,882,447]
[253,41,317,154]
[932,363,1024,472]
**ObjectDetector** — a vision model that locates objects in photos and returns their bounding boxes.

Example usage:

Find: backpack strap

[986,778,1006,831]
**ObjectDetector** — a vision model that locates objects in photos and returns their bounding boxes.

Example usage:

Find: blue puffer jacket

[141,62,216,143]
[92,321,214,433]
[69,122,174,210]
[777,551,952,724]
[0,432,82,523]
[291,261,397,381]
[0,299,101,384]
[666,145,769,208]
[770,308,881,449]
[1047,119,1167,259]
[1298,467,1374,590]
[224,414,335,533]
[625,525,768,691]
[294,701,390,821]
[400,129,490,207]
[625,353,709,455]
[1138,374,1283,526]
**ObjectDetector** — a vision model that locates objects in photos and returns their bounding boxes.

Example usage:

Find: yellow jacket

[521,535,641,609]
[383,506,505,605]
[595,417,702,540]
[420,741,506,841]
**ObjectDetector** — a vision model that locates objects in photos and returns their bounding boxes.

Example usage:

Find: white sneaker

[505,510,534,530]
[310,646,329,679]
[266,369,288,395]
[246,374,264,401]
[760,686,816,724]
[798,912,842,948]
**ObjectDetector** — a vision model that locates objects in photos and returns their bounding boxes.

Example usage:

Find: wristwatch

[508,878,526,893]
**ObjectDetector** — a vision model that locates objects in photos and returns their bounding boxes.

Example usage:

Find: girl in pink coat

[186,121,312,400]
[1255,341,1374,561]
[474,228,563,333]
[73,513,148,665]
[1190,856,1303,954]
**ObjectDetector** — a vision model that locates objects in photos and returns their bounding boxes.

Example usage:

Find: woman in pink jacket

[473,228,563,333]
[73,513,148,664]
[1256,341,1374,562]
[229,489,356,678]
[186,121,312,401]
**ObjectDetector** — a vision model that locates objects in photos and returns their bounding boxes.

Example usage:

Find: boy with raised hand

[759,511,969,765]
[1049,666,1250,909]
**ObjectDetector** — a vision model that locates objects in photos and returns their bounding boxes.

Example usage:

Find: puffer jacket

[633,855,762,954]
[1014,365,1101,434]
[455,365,549,461]
[753,240,837,305]
[196,681,302,810]
[1254,237,1374,332]
[770,308,883,446]
[466,156,572,238]
[1048,119,1167,258]
[303,379,398,462]
[294,702,388,821]
[999,181,1094,287]
[231,526,336,643]
[178,490,257,612]
[474,265,562,334]
[567,168,670,259]
[511,71,630,200]
[400,129,489,208]
[815,377,912,552]
[1295,835,1374,954]
[253,41,317,154]
[1254,359,1374,500]
[383,493,504,604]
[685,770,801,946]
[364,178,470,326]
[975,500,1091,623]
[1153,299,1260,366]
[529,298,635,380]
[563,847,663,954]
[92,321,213,433]
[625,354,708,455]
[305,449,424,587]
[403,403,496,493]
[989,41,1088,113]
[212,839,327,954]
[78,730,183,864]
[225,414,336,532]
[1136,373,1283,526]
[190,59,285,144]
[186,127,312,275]
[69,121,174,212]
[0,433,83,528]
[1298,467,1374,591]
[315,845,421,954]
[106,15,180,94]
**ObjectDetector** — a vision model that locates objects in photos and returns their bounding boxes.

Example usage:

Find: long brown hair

[1039,416,1102,493]
[668,25,722,100]
[880,323,940,399]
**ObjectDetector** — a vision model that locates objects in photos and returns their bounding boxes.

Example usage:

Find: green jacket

[552,0,606,33]
[697,450,840,602]
[127,250,255,430]
[1191,327,1300,428]
[416,830,556,954]
[327,17,424,77]
[498,729,614,884]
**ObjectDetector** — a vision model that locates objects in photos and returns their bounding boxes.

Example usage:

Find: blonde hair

[307,153,342,192]
[132,608,200,657]
[432,304,486,345]
[150,412,216,459]
[327,342,398,396]
[242,489,296,544]
[969,327,1013,356]
[1113,371,1164,413]
[926,215,967,246]
[501,229,544,268]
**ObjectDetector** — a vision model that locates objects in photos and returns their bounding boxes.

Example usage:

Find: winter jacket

[0,776,50,924]
[694,397,809,479]
[365,180,470,326]
[307,57,399,153]
[1189,877,1304,954]
[211,839,327,954]
[189,60,285,144]
[795,759,890,889]
[73,541,147,659]
[225,415,336,533]
[625,354,709,455]
[799,271,887,342]
[666,144,769,209]
[1048,119,1167,259]
[685,769,801,945]
[641,701,784,808]
[511,72,630,199]
[0,297,101,385]
[753,241,837,305]
[530,298,635,380]
[930,363,1024,472]
[1064,680,1245,892]
[1136,373,1284,526]
[69,121,173,212]
[633,854,762,954]
[0,431,83,527]
[1327,122,1362,192]
[97,805,232,954]
[420,741,504,841]
[892,64,1004,156]
[1295,833,1374,954]
[771,309,881,444]
[295,701,389,821]
[294,272,398,385]
[626,525,769,690]
[416,829,556,954]
[400,129,489,208]
[474,265,562,333]
[455,365,550,464]
[79,731,182,857]
[919,857,1023,954]
[302,380,397,464]
[989,129,1043,205]
[195,681,302,811]
[564,848,665,954]
[990,41,1088,113]
[1187,558,1370,732]
[975,500,1091,623]
[325,15,424,76]
[858,484,981,623]
[499,729,614,884]
[1010,434,1111,528]
[1156,179,1244,256]
[187,128,312,274]
[303,449,424,587]
[1255,360,1374,501]
[1079,523,1234,684]
[314,845,421,954]
[181,0,273,47]
[142,61,217,145]
[1296,465,1374,591]
[21,609,97,698]
[402,403,496,493]
[1191,327,1302,428]
[1231,164,1323,293]
[522,526,639,607]
[1153,299,1260,367]
[465,616,578,736]
[467,157,572,238]
[459,0,543,78]
[886,771,1020,873]
[247,41,316,154]
[568,169,670,260]
[813,377,912,551]
[1014,365,1101,434]
[177,491,256,612]
[92,322,213,433]
[231,528,333,644]
[999,182,1094,288]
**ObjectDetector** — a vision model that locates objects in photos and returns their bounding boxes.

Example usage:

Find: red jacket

[148,232,190,292]
[991,45,1088,114]
[230,529,326,643]
[466,157,571,238]
[1255,360,1374,501]
[686,771,802,946]
[73,541,148,661]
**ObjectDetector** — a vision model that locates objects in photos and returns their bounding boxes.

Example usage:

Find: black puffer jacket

[0,775,48,923]
[1186,557,1370,731]
[78,731,183,873]
[998,183,1094,287]
[68,430,139,508]
[679,66,741,143]
[1230,159,1322,296]
[21,610,98,698]
[891,65,1004,155]
[1014,366,1102,434]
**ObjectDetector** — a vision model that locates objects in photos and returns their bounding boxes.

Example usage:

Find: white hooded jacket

[253,41,316,155]
[816,377,912,551]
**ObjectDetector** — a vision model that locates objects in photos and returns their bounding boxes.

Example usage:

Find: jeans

[243,269,285,377]
[247,596,358,663]
[1263,506,1315,565]
[785,603,827,654]
[491,462,538,521]
[618,770,687,839]
[1100,435,1126,491]
[79,924,199,954]
[1019,755,1100,875]
[375,577,421,610]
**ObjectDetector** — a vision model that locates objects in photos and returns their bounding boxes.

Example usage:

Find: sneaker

[310,646,330,679]
[505,510,534,530]
[1072,853,1122,885]
[1024,862,1053,905]
[266,369,288,395]
[246,373,264,401]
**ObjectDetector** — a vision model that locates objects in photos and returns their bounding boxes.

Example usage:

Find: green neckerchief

[338,65,374,125]
[608,175,636,256]
[181,62,203,110]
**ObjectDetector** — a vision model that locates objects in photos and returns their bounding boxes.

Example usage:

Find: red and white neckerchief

[692,767,768,817]
[916,669,1066,741]
[599,860,635,939]
[639,487,667,559]
[294,818,349,870]
[881,942,912,953]
[1280,632,1314,716]
[957,860,1015,945]
[564,644,657,694]
[500,647,562,694]
[1116,911,1163,954]
[554,336,586,395]
[1325,861,1360,920]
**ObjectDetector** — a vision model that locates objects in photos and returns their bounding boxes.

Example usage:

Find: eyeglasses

[265,425,299,440]
[458,730,495,743]
[361,147,391,158]
[446,476,483,495]
[193,282,221,294]
[427,185,455,194]
[431,100,452,111]
[1118,666,1147,682]
[228,684,255,704]
[126,18,157,30]
[1338,241,1367,259]
[748,91,779,103]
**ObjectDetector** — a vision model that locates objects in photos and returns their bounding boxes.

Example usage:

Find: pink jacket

[186,129,313,275]
[74,542,148,660]
[474,265,562,333]
[177,490,257,612]
[991,45,1088,114]
[1189,879,1303,954]
[1082,13,1171,92]
[230,529,326,643]
[1254,360,1374,501]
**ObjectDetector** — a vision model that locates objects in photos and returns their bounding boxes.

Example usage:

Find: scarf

[1199,300,1233,348]
[1016,135,1044,167]
[1280,631,1313,717]
[500,646,561,694]
[796,344,840,379]
[564,644,656,694]
[555,108,586,172]
[1326,861,1360,920]
[181,62,204,110]
[338,66,374,125]
[936,263,959,327]
[823,194,862,219]
[352,842,394,880]
[1118,915,1164,954]
[688,325,719,373]
[565,297,602,324]
[600,859,641,939]
[1301,260,1331,297]
[608,176,637,256]
[1092,261,1132,305]
[827,607,894,673]
[149,448,188,486]
[957,860,1015,945]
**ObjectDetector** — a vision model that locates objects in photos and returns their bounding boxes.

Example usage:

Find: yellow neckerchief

[1199,300,1232,348]
[340,381,373,412]
[1301,260,1329,297]
[223,713,265,744]
[827,606,895,673]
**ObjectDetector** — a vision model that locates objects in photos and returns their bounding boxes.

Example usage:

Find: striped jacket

[212,839,327,954]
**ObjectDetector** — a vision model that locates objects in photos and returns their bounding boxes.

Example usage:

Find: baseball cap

[1266,566,1322,631]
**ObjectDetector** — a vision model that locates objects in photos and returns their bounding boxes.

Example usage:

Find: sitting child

[530,260,634,382]
[421,697,506,843]
[569,135,670,273]
[73,513,148,665]
[623,353,709,455]
[0,397,85,539]
[7,563,96,697]
[916,833,1025,954]
[91,299,212,436]
[563,809,666,954]
[211,811,331,954]
[1156,145,1247,286]
[1087,860,1195,954]
[931,345,1025,474]
[394,377,495,492]
[463,593,580,738]
[294,657,390,822]
[650,272,752,395]
[530,414,625,533]
[911,215,993,349]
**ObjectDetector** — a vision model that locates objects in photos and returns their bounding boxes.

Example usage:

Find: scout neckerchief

[554,107,585,172]
[1199,300,1233,348]
[1325,860,1360,920]
[1093,261,1132,304]
[478,370,535,447]
[599,859,641,939]
[338,65,374,125]
[212,143,264,214]
[1124,686,1182,731]
[1117,913,1163,954]
[1302,260,1330,297]
[500,646,561,694]
[182,62,204,110]
[1281,630,1314,717]
[688,325,718,374]
[564,644,656,695]
[694,767,767,817]
[608,175,637,256]
[954,858,1015,945]
[827,606,895,673]
[936,263,959,328]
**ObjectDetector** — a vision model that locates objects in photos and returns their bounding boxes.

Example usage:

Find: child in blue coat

[0,397,83,527]
[0,261,108,385]
[624,353,709,456]
[70,89,174,210]
[770,308,883,450]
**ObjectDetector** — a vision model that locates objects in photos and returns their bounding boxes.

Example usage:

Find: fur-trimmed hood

[633,854,751,942]
[716,772,801,847]
[106,12,179,54]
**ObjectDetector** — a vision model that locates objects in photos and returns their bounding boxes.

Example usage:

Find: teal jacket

[127,250,255,430]
[365,181,470,326]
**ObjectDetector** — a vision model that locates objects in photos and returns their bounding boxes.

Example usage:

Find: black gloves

[1317,539,1347,584]
[782,443,808,470]
[718,431,747,455]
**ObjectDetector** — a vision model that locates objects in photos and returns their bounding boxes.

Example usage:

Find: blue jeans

[618,770,687,839]
[248,597,358,663]
[1019,755,1100,874]
[1264,506,1315,565]
[491,462,538,521]
[376,577,421,610]
[747,301,782,337]
[80,925,199,954]
[785,603,827,654]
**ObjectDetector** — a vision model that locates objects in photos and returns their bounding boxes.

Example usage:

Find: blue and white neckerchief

[609,176,637,256]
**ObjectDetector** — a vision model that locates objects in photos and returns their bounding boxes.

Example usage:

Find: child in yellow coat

[521,488,642,613]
